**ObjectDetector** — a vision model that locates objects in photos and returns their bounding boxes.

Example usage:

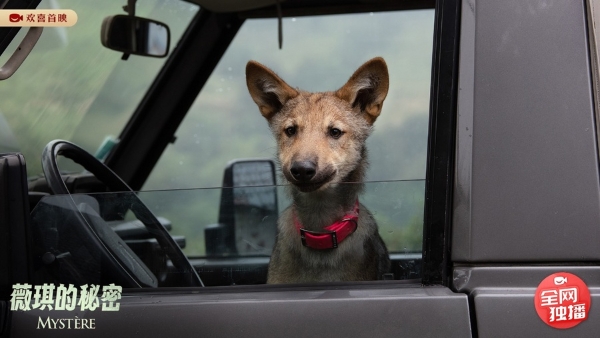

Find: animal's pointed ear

[335,57,389,124]
[246,61,299,120]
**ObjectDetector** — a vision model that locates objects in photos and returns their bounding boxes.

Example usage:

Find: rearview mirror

[101,15,170,58]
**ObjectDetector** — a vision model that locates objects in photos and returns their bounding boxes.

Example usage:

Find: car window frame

[105,0,459,288]
[422,0,460,286]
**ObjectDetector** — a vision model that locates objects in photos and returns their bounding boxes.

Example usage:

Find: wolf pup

[246,57,391,283]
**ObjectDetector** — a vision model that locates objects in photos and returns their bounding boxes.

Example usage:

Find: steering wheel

[41,139,204,287]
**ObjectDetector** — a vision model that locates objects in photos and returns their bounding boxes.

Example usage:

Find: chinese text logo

[534,272,591,329]
[10,283,122,312]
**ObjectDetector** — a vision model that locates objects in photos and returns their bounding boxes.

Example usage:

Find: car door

[2,0,473,337]
[451,0,600,336]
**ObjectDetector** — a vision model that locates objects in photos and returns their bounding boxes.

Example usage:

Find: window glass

[143,10,434,258]
[30,181,423,287]
[0,0,198,177]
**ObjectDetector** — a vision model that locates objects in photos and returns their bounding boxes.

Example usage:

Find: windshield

[0,0,198,177]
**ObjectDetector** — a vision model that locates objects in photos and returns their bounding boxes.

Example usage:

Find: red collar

[294,200,359,250]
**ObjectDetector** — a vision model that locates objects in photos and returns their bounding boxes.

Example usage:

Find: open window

[22,0,459,289]
[26,6,436,287]
[132,7,435,285]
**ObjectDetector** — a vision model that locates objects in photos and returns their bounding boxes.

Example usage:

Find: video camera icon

[9,13,23,22]
[554,276,568,285]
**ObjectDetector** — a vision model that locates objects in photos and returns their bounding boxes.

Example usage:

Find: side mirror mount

[100,14,170,58]
[205,159,279,257]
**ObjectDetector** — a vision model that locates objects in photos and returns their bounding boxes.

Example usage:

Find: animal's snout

[290,161,317,182]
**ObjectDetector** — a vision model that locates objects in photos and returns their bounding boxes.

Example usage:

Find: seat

[0,153,32,293]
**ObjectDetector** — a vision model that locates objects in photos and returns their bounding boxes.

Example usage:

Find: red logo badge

[534,272,591,329]
[9,13,23,22]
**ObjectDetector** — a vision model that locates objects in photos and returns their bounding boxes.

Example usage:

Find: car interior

[1,0,436,289]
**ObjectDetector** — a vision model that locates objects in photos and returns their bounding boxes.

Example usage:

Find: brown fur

[246,57,391,283]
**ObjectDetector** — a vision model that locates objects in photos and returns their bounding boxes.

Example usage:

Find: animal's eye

[285,126,296,137]
[329,127,343,139]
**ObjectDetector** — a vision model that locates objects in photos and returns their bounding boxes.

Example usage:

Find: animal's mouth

[288,171,336,193]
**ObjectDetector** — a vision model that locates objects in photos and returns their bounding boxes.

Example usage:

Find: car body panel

[453,0,600,262]
[454,266,600,337]
[10,285,471,337]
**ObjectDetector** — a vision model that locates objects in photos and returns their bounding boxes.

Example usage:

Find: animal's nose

[290,161,316,182]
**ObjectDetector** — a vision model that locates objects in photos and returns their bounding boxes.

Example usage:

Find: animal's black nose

[290,161,316,182]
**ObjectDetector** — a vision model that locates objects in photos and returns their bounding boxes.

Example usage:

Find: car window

[23,7,435,288]
[0,0,198,177]
[30,179,424,287]
[142,10,434,257]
